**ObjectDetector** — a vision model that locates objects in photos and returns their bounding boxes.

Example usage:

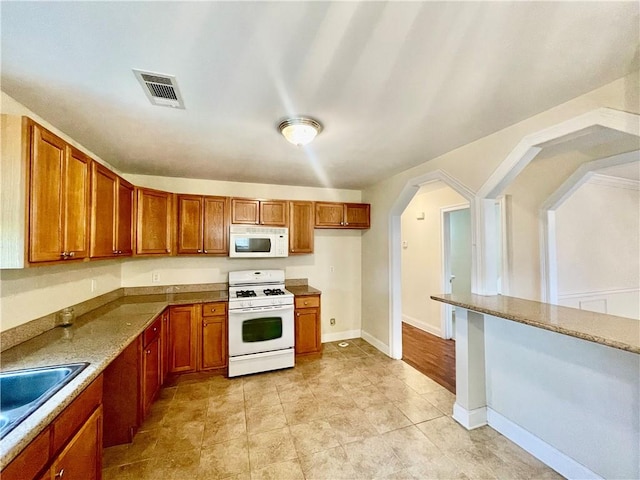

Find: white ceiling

[1,2,638,190]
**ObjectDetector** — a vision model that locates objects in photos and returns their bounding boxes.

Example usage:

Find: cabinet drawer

[295,296,320,309]
[1,426,51,480]
[51,374,103,455]
[202,302,227,317]
[143,317,162,347]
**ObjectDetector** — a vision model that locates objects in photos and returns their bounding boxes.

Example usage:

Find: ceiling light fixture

[278,117,323,146]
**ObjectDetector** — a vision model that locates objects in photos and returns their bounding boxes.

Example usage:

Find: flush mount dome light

[278,117,322,146]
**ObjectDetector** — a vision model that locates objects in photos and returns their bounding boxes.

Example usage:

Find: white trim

[389,169,475,360]
[452,403,487,430]
[321,329,362,344]
[360,329,390,356]
[402,314,441,337]
[496,195,511,295]
[487,408,603,480]
[558,286,640,299]
[588,173,640,191]
[479,108,640,199]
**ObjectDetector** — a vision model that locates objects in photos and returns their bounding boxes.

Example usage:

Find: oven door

[228,304,294,356]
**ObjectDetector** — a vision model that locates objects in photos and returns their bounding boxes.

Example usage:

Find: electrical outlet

[330,266,335,273]
[330,318,336,326]
[152,272,160,283]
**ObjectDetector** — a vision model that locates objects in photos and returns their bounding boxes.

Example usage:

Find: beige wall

[555,178,640,318]
[401,184,466,335]
[361,72,640,348]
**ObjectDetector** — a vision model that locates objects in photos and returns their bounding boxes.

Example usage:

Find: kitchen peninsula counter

[0,290,227,469]
[286,284,322,296]
[431,293,639,354]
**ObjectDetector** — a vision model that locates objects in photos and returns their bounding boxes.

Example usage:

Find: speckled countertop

[431,293,639,354]
[286,285,322,296]
[0,290,227,469]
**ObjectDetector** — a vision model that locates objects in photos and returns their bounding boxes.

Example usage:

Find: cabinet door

[314,202,344,228]
[63,147,90,259]
[28,123,65,262]
[201,316,226,370]
[203,196,228,254]
[168,305,198,373]
[90,162,117,258]
[295,308,320,355]
[177,195,203,254]
[142,337,161,417]
[50,406,103,480]
[260,200,287,226]
[231,198,259,224]
[135,187,173,255]
[344,203,370,228]
[116,179,134,255]
[289,201,314,254]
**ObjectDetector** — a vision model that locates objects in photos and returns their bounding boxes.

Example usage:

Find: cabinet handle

[166,248,171,253]
[61,252,68,258]
[113,250,118,254]
[55,469,64,478]
[255,221,259,225]
[146,349,151,354]
[340,221,344,226]
[153,327,157,332]
[296,312,300,317]
[118,250,122,254]
[203,250,208,254]
[291,249,295,252]
[304,301,309,305]
[197,249,202,253]
[345,222,349,226]
[68,251,75,257]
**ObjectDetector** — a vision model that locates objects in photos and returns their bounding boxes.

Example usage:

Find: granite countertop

[431,293,639,354]
[286,285,322,296]
[0,290,227,469]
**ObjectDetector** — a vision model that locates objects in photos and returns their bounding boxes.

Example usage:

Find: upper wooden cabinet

[135,187,173,255]
[231,198,287,226]
[27,121,90,263]
[177,195,229,255]
[289,201,314,254]
[90,162,133,258]
[315,202,370,229]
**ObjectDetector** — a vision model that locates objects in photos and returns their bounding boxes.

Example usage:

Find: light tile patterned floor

[103,339,564,479]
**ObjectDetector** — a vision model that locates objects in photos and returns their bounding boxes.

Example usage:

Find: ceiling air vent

[133,69,185,109]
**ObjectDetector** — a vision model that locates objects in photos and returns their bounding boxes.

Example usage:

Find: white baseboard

[402,314,442,337]
[321,329,361,343]
[452,403,487,429]
[360,329,390,356]
[487,408,603,480]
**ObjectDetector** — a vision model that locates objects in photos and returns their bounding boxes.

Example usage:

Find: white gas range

[227,270,295,377]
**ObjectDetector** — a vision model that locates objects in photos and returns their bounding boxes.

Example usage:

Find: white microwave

[229,226,289,258]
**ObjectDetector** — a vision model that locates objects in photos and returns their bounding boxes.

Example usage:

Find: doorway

[442,206,472,339]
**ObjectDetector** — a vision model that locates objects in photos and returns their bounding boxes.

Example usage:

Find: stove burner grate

[236,290,257,298]
[263,288,285,296]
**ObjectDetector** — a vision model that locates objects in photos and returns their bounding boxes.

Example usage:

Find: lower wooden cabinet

[47,406,103,480]
[294,294,322,356]
[1,376,103,480]
[168,304,199,374]
[141,317,162,417]
[200,302,227,370]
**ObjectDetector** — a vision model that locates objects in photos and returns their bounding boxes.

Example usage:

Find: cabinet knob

[166,249,171,253]
[153,327,157,332]
[118,250,122,254]
[291,249,295,252]
[113,250,118,254]
[55,468,64,478]
[68,251,75,257]
[340,221,344,226]
[296,312,300,317]
[255,221,259,225]
[203,250,208,254]
[61,251,68,258]
[304,301,309,305]
[345,222,349,226]
[146,349,151,355]
[197,249,202,253]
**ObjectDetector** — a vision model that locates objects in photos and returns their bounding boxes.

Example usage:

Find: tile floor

[103,339,564,479]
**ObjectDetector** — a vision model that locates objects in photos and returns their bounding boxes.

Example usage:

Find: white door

[443,206,472,338]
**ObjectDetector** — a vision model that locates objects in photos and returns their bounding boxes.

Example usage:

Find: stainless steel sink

[0,363,88,438]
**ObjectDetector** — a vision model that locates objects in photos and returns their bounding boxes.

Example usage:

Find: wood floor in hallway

[402,322,456,394]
